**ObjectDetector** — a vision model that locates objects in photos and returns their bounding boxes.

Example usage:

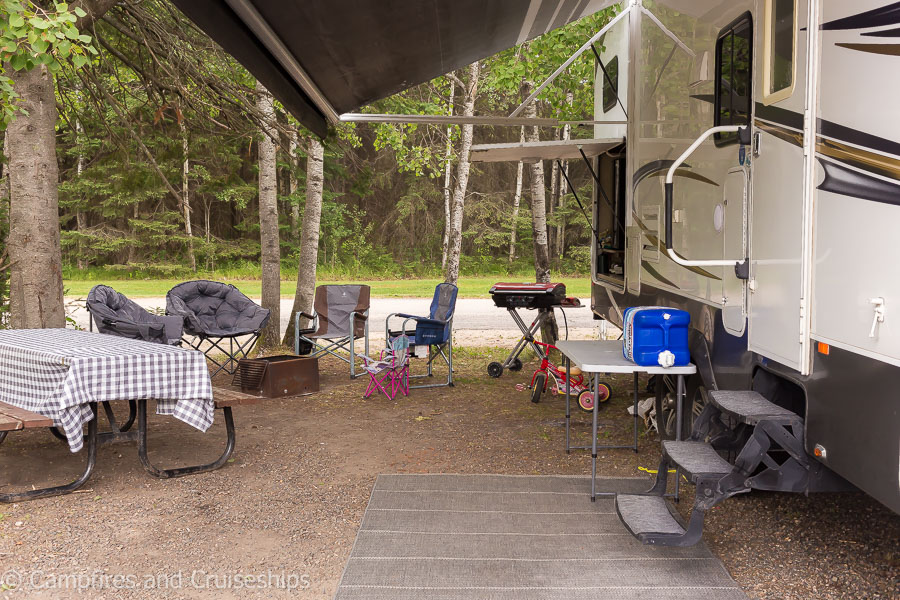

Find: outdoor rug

[334,474,748,600]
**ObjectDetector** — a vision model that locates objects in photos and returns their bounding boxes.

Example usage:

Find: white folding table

[556,340,696,501]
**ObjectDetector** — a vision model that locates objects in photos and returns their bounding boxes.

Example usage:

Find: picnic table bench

[0,329,264,503]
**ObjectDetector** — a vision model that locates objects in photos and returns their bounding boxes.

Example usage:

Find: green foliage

[47,1,603,284]
[0,0,97,124]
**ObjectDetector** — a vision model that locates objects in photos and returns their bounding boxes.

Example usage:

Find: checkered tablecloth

[0,328,215,452]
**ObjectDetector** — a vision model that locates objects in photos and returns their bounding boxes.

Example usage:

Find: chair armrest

[394,314,448,328]
[295,311,318,335]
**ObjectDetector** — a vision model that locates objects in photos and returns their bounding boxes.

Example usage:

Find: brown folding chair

[295,284,370,378]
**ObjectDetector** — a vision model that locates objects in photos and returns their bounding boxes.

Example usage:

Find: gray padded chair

[87,284,183,345]
[166,280,271,376]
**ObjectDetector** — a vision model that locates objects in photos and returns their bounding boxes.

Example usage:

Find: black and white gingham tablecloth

[0,329,215,452]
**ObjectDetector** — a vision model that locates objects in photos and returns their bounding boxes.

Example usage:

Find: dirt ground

[0,348,897,599]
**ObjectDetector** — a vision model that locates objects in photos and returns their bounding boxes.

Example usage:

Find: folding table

[556,340,696,501]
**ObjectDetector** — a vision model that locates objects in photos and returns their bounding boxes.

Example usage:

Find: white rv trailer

[568,0,900,543]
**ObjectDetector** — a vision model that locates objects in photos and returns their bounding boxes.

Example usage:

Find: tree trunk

[282,137,324,346]
[180,115,197,272]
[557,91,573,256]
[523,84,557,345]
[6,65,65,329]
[444,62,480,286]
[289,130,300,241]
[508,126,524,264]
[549,127,560,255]
[75,117,89,271]
[441,79,454,271]
[256,82,281,349]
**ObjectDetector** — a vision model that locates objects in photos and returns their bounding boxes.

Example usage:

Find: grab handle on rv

[664,125,749,277]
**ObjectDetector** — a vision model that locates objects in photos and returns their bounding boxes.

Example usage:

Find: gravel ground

[0,348,897,599]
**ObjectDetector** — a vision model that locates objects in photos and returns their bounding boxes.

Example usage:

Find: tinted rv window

[715,14,752,145]
[602,56,619,114]
[768,0,794,96]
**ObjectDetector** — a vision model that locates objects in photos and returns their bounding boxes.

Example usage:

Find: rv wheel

[654,375,708,440]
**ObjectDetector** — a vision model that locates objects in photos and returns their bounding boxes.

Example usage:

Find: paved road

[66,296,605,344]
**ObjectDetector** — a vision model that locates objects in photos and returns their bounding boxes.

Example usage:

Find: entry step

[615,494,685,543]
[662,440,733,482]
[708,390,801,426]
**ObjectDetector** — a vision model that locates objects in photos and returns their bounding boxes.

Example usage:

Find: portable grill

[487,282,578,378]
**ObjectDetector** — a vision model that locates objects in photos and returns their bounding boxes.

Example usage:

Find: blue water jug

[623,307,690,367]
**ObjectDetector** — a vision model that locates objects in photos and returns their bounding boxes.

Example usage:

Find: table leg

[591,374,599,502]
[632,372,639,453]
[1,403,98,503]
[137,400,235,479]
[565,356,571,454]
[675,374,685,502]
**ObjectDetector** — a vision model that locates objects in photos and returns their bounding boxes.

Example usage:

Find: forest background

[0,1,618,341]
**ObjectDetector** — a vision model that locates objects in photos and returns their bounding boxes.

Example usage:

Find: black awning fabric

[171,0,614,137]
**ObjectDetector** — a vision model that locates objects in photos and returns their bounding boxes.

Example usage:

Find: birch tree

[444,61,480,286]
[508,126,524,263]
[441,79,454,270]
[179,105,196,271]
[255,81,281,349]
[283,136,324,346]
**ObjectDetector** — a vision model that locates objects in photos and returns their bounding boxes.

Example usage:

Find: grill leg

[1,403,98,503]
[137,400,235,479]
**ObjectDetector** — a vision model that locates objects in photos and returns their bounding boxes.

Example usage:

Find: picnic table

[0,328,257,503]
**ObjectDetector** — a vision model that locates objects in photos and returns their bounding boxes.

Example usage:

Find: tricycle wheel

[487,362,503,378]
[577,389,594,412]
[578,382,612,412]
[509,358,523,372]
[531,373,546,404]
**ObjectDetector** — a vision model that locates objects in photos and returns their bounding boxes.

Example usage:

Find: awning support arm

[577,149,625,242]
[557,159,604,249]
[639,6,695,58]
[590,44,627,118]
[509,5,634,118]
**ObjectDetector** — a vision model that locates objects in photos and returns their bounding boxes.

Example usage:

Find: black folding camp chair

[294,284,370,378]
[86,284,183,345]
[166,280,271,376]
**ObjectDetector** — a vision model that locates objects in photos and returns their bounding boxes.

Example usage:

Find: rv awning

[171,0,617,138]
[470,137,624,163]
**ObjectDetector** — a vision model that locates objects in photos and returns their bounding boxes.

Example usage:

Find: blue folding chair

[385,283,458,389]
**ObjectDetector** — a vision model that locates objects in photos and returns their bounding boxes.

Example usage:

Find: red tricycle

[516,340,612,411]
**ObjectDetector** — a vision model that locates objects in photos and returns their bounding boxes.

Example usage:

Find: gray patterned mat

[334,474,748,600]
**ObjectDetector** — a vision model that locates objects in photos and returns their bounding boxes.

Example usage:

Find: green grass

[62,275,592,299]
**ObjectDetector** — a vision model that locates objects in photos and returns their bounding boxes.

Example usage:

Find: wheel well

[751,366,807,418]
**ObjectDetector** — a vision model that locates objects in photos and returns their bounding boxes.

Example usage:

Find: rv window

[764,0,795,101]
[714,14,752,145]
[602,56,619,114]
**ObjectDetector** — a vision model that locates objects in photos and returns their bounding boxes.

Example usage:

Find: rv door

[748,0,814,373]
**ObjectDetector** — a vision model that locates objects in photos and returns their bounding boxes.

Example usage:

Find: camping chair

[294,284,370,378]
[385,282,457,389]
[86,284,183,345]
[362,334,410,400]
[166,280,271,376]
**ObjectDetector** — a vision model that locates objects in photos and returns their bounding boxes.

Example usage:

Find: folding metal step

[708,390,801,426]
[615,493,702,546]
[661,440,733,483]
